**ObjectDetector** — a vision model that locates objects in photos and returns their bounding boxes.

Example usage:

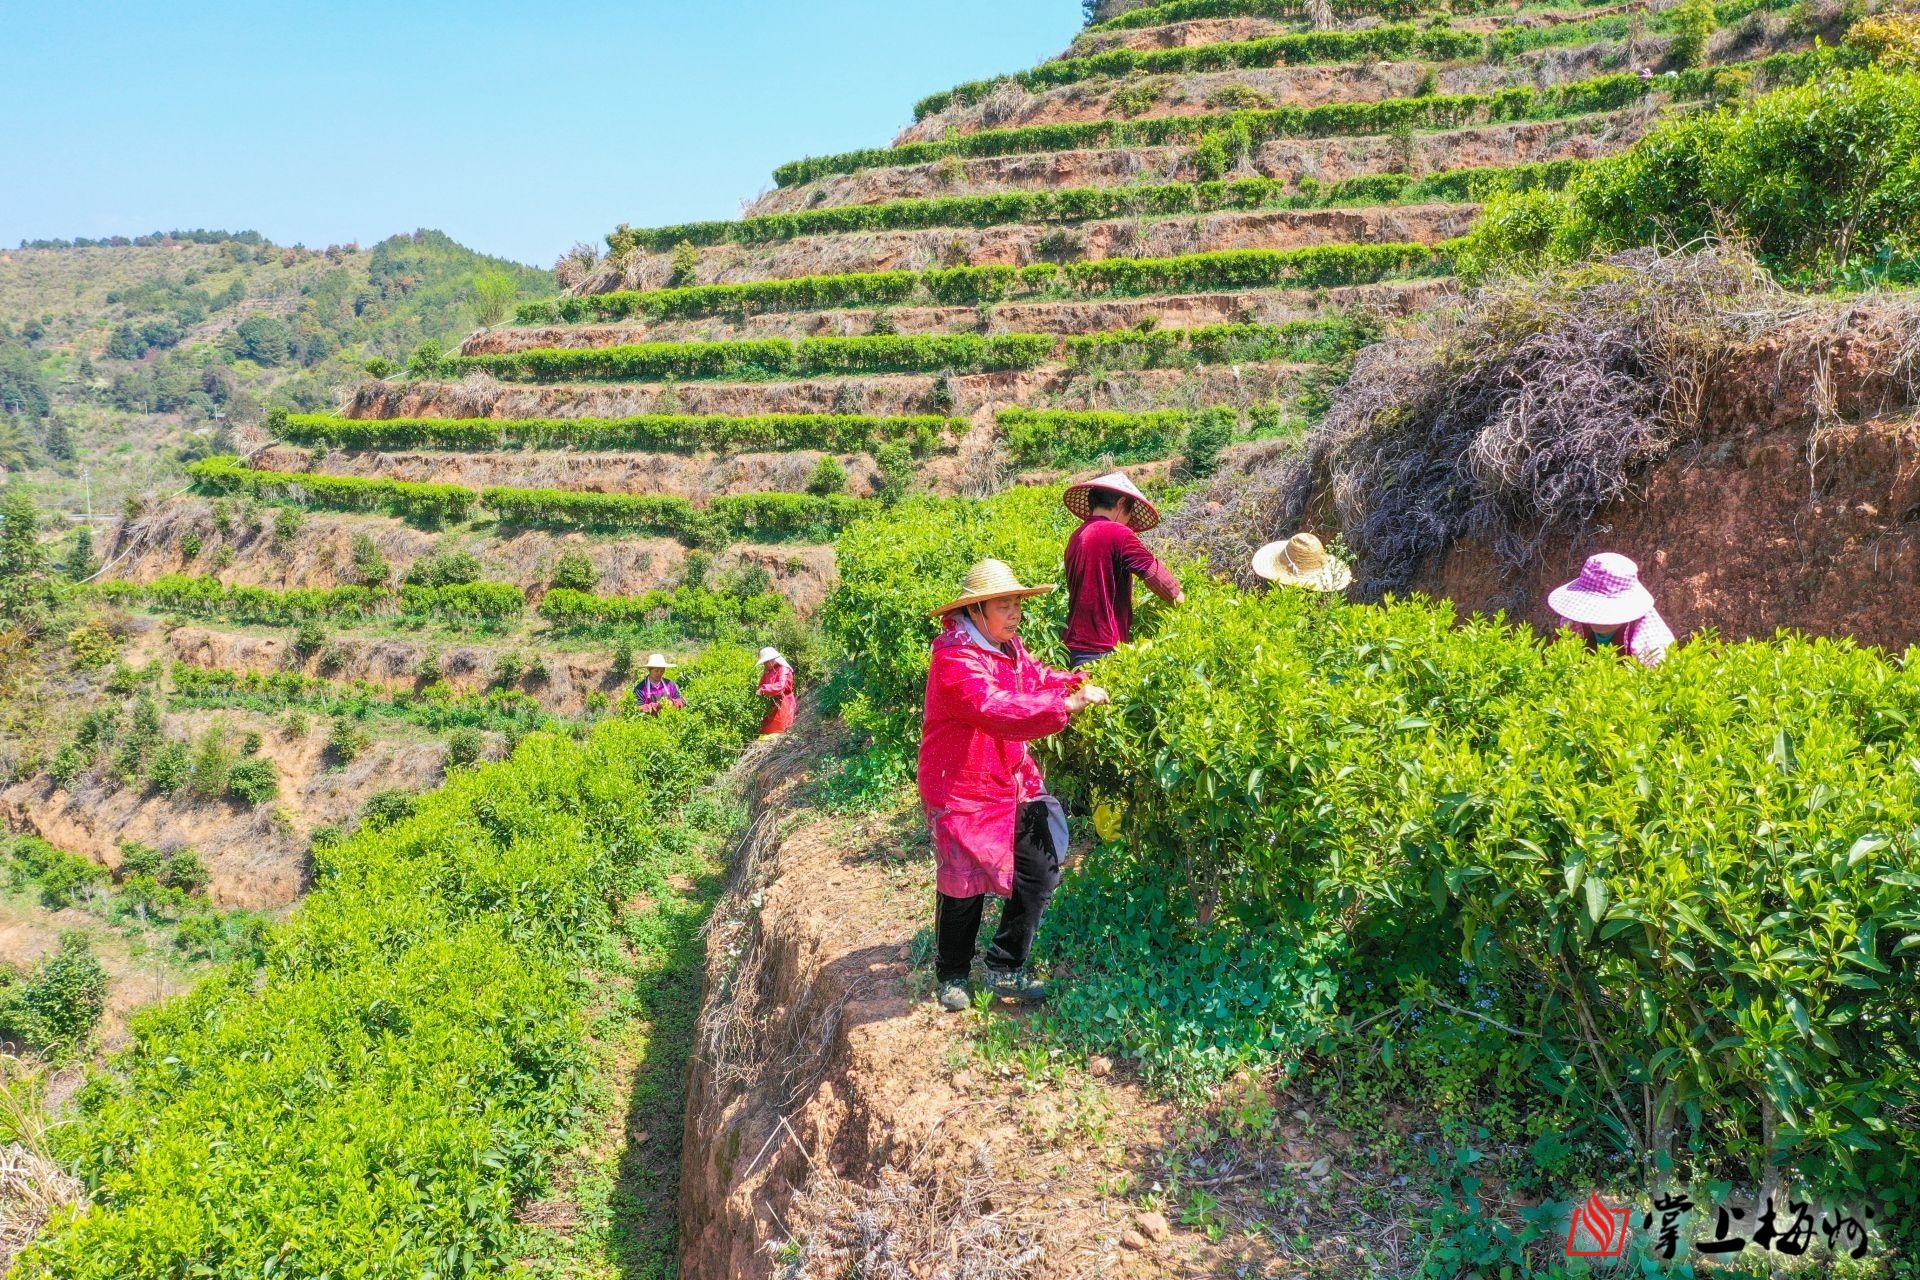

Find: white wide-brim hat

[756,646,785,666]
[1252,532,1352,592]
[1063,471,1160,532]
[932,558,1056,618]
[644,653,677,670]
[1548,553,1656,628]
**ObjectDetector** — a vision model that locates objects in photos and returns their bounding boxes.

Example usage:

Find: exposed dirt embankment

[1418,305,1920,651]
[1069,15,1302,55]
[680,727,1274,1278]
[360,361,1320,421]
[473,279,1454,353]
[253,444,886,502]
[597,203,1474,293]
[1,708,442,910]
[106,499,841,612]
[901,40,1643,143]
[746,109,1653,216]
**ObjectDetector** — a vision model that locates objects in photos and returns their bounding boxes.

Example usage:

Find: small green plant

[1668,0,1716,69]
[187,726,236,800]
[363,355,400,379]
[550,549,598,593]
[1182,407,1235,479]
[444,727,484,769]
[162,850,209,896]
[173,914,225,960]
[181,531,204,560]
[291,619,327,658]
[492,651,526,688]
[66,620,118,670]
[282,710,310,739]
[361,789,418,831]
[874,440,915,505]
[349,533,390,587]
[146,741,191,795]
[271,505,305,548]
[46,744,85,789]
[805,455,847,496]
[225,757,279,806]
[0,932,108,1050]
[406,338,450,381]
[669,240,701,289]
[326,717,370,765]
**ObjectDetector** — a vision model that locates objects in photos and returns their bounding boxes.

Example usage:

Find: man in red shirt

[1061,471,1183,668]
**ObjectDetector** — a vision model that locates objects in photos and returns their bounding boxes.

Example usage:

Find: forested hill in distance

[0,229,551,529]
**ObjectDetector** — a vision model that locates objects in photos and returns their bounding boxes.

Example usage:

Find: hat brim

[930,583,1056,618]
[1063,483,1160,533]
[1252,542,1353,592]
[1548,582,1654,628]
[644,659,678,670]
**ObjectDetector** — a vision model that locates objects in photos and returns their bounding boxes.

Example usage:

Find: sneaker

[936,979,973,1012]
[984,967,1048,1004]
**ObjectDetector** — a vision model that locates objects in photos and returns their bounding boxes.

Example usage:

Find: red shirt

[1062,515,1178,655]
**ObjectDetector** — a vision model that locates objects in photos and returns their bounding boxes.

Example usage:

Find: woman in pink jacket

[919,559,1109,1012]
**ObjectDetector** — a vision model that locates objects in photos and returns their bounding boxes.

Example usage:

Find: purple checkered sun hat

[1549,553,1657,628]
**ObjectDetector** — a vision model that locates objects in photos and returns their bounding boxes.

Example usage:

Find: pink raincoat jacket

[918,617,1083,898]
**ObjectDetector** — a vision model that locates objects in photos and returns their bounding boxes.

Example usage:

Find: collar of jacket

[955,613,1014,658]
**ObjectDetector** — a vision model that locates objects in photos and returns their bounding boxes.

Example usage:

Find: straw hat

[1252,533,1352,592]
[1548,553,1655,628]
[1063,471,1160,532]
[756,646,785,666]
[643,653,677,670]
[931,558,1057,618]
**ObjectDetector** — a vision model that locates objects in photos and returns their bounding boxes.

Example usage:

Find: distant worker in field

[634,654,685,714]
[1251,531,1353,593]
[1061,472,1183,669]
[755,645,796,737]
[1548,553,1674,668]
[920,559,1110,1012]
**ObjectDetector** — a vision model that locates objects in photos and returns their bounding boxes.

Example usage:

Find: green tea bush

[453,334,1053,383]
[830,494,1920,1212]
[599,160,1584,254]
[1459,67,1920,282]
[224,757,279,806]
[19,649,763,1276]
[775,70,1690,186]
[1065,316,1377,369]
[915,24,1486,118]
[187,457,476,526]
[284,411,953,455]
[480,486,865,541]
[0,932,108,1050]
[998,407,1195,466]
[543,245,1442,327]
[100,575,525,626]
[7,838,109,911]
[1088,0,1425,32]
[170,666,560,739]
[404,550,485,588]
[549,550,599,593]
[444,726,484,769]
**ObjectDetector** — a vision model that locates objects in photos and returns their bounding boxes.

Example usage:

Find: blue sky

[0,1,1082,268]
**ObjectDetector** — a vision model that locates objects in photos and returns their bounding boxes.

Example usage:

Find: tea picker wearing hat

[1061,472,1184,669]
[1252,532,1353,593]
[1548,553,1674,668]
[755,645,796,737]
[919,559,1110,1012]
[634,654,685,715]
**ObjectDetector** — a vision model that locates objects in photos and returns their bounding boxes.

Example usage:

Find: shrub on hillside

[0,933,108,1050]
[1459,67,1920,283]
[225,757,279,806]
[549,550,598,593]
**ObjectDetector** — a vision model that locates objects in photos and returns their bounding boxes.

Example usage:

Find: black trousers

[935,802,1062,983]
[1067,649,1109,670]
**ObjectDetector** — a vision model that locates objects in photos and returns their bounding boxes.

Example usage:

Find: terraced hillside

[174,0,1826,604]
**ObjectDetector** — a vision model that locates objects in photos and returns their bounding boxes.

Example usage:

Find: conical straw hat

[1251,533,1352,592]
[931,558,1057,618]
[1063,471,1160,532]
